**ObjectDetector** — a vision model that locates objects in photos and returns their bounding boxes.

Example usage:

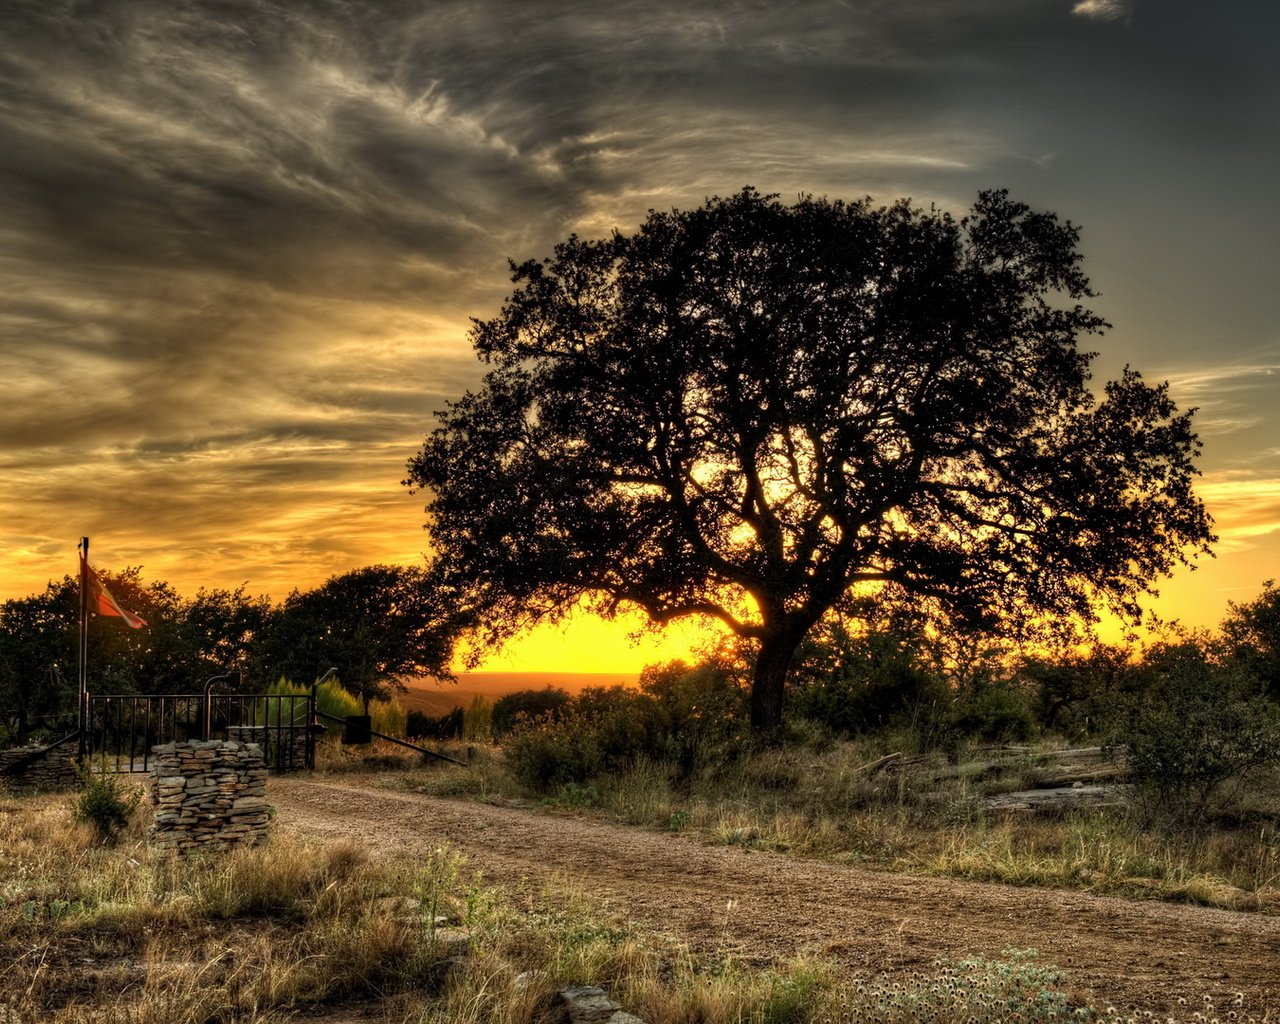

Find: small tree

[0,590,77,743]
[1220,580,1280,699]
[1115,643,1280,830]
[408,188,1213,735]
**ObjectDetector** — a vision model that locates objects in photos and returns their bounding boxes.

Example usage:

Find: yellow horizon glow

[4,470,1277,671]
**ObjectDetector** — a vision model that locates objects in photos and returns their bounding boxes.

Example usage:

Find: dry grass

[0,787,1274,1023]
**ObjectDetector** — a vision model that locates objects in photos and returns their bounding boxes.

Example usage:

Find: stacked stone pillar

[0,743,79,791]
[150,739,272,853]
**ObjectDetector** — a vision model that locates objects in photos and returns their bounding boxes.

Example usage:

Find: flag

[82,558,147,629]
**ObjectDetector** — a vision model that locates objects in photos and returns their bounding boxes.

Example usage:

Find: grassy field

[0,783,1205,1024]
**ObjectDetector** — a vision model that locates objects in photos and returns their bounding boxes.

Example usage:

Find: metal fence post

[201,673,238,742]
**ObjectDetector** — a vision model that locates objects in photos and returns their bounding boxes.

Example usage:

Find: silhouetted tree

[406,188,1214,735]
[1019,643,1137,735]
[0,587,77,742]
[183,586,274,688]
[256,565,456,713]
[1220,580,1280,699]
[1115,640,1280,829]
[0,570,278,706]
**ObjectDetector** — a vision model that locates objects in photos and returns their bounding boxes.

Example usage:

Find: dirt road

[270,777,1280,1014]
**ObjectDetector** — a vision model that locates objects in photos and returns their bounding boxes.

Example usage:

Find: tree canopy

[254,565,456,712]
[413,187,1213,734]
[1220,580,1280,698]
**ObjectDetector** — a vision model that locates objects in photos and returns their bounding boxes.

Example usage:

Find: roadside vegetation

[0,787,1268,1023]
[385,585,1280,915]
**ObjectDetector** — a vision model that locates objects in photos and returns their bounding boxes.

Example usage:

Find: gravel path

[270,776,1280,1015]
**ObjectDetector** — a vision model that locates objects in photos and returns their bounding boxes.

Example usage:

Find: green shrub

[544,782,601,809]
[72,770,142,844]
[505,712,604,791]
[503,664,750,792]
[267,677,404,738]
[790,663,948,738]
[268,677,361,721]
[635,660,748,777]
[492,687,571,737]
[1112,645,1280,829]
[947,679,1039,744]
[462,695,493,742]
[371,697,406,739]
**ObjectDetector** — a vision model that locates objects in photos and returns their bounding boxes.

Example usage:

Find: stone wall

[226,725,310,771]
[150,740,272,854]
[0,742,80,792]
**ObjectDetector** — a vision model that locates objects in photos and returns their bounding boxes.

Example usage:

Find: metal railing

[82,687,315,774]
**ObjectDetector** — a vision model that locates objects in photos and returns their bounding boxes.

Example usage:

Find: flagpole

[78,536,89,761]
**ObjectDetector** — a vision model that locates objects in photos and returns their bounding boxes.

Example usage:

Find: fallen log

[1028,760,1129,787]
[984,784,1129,813]
[853,751,903,776]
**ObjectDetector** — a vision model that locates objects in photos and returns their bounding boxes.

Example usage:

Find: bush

[502,663,749,793]
[504,712,605,791]
[72,770,143,844]
[407,707,464,740]
[268,677,405,738]
[371,698,406,739]
[791,663,948,738]
[947,679,1039,744]
[462,695,493,742]
[268,676,360,720]
[1021,645,1134,737]
[635,660,748,777]
[1112,645,1280,829]
[491,687,571,737]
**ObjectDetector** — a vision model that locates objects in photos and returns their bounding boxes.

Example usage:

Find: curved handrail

[201,672,241,740]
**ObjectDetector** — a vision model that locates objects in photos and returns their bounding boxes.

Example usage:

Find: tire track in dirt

[270,777,1280,1014]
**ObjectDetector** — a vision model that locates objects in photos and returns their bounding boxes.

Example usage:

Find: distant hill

[399,671,637,716]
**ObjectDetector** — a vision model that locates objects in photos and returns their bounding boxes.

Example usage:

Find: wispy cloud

[1071,0,1130,21]
[1193,477,1280,555]
[0,0,1033,601]
[1156,357,1280,436]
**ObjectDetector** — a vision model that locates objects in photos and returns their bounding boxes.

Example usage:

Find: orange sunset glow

[2,2,1278,668]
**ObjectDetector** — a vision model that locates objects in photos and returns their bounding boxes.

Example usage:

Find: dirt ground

[270,777,1280,1016]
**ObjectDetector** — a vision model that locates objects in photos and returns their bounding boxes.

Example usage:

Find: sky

[1,0,1278,671]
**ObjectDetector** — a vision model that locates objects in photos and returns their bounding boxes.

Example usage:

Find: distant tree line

[0,564,458,744]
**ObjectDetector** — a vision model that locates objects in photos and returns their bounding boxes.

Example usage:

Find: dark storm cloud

[1,0,1278,621]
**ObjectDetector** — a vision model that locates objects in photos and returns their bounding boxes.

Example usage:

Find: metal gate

[82,690,314,774]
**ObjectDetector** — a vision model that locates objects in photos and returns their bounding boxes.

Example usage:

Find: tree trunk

[749,628,807,738]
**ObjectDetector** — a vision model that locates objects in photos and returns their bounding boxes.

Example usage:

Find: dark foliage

[0,571,272,730]
[786,609,949,738]
[253,565,459,712]
[491,687,571,737]
[503,659,748,792]
[406,707,464,740]
[72,770,142,845]
[1111,643,1280,830]
[946,678,1039,744]
[1018,644,1138,737]
[408,187,1213,734]
[1220,580,1280,699]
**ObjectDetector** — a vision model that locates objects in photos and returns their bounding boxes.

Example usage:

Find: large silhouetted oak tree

[406,188,1213,735]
